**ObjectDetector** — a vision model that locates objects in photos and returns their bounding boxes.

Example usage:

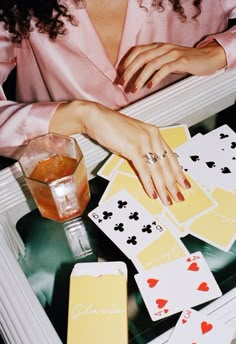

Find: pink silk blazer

[0,0,236,158]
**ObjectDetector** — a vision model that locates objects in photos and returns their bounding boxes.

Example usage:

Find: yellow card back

[67,262,128,344]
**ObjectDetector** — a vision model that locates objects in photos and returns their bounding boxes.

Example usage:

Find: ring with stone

[143,152,159,164]
[157,150,167,160]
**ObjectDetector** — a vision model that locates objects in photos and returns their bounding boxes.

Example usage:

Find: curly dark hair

[0,0,202,44]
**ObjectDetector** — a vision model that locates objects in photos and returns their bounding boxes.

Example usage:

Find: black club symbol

[142,224,152,234]
[103,211,113,220]
[114,223,124,232]
[127,236,137,245]
[117,200,127,209]
[129,212,139,220]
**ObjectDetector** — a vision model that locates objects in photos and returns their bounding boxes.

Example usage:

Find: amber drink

[19,133,90,222]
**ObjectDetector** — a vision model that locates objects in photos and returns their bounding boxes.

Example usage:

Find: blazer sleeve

[0,27,63,159]
[197,1,236,69]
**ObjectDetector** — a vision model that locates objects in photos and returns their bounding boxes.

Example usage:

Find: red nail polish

[119,76,126,85]
[152,191,158,199]
[167,195,173,205]
[147,81,153,89]
[131,85,137,93]
[184,179,191,189]
[177,191,185,202]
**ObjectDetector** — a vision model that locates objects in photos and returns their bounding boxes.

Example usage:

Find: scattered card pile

[87,124,236,342]
[96,124,236,252]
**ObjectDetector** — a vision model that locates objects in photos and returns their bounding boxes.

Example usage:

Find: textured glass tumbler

[19,133,90,222]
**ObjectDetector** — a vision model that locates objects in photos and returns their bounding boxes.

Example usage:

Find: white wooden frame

[0,69,236,343]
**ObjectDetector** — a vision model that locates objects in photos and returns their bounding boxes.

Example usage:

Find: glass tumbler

[19,133,90,222]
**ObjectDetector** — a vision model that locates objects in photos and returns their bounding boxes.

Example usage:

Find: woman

[0,0,235,205]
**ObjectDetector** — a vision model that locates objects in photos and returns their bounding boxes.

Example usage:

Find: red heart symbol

[188,262,199,271]
[147,278,159,288]
[197,282,209,292]
[187,258,191,262]
[201,321,213,334]
[182,318,187,324]
[156,298,168,309]
[164,309,169,314]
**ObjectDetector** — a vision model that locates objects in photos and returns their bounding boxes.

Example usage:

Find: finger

[123,43,159,70]
[161,141,192,191]
[120,45,160,88]
[148,130,188,203]
[138,126,176,205]
[149,161,174,206]
[131,153,159,200]
[130,51,182,91]
[129,142,172,205]
[149,57,192,86]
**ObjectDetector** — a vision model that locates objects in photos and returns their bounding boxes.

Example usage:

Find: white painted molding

[0,234,62,344]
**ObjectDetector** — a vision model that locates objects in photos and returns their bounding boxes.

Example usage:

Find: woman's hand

[50,100,191,206]
[118,41,226,93]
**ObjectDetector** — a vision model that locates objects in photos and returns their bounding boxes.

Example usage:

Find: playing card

[168,308,235,343]
[88,190,164,259]
[159,124,191,149]
[134,252,222,321]
[97,154,124,180]
[203,124,236,161]
[99,171,164,216]
[175,130,236,191]
[132,223,188,271]
[188,188,236,251]
[166,174,217,226]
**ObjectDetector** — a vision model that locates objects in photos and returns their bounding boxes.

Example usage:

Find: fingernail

[152,190,158,199]
[167,195,173,206]
[177,191,185,202]
[119,76,126,85]
[131,85,137,93]
[147,81,153,89]
[184,179,191,189]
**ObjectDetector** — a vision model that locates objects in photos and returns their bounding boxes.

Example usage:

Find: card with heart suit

[97,124,190,180]
[88,189,165,260]
[188,188,236,251]
[134,252,222,321]
[168,308,235,344]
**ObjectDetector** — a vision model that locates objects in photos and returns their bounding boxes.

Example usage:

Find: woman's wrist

[49,99,99,137]
[199,40,227,70]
